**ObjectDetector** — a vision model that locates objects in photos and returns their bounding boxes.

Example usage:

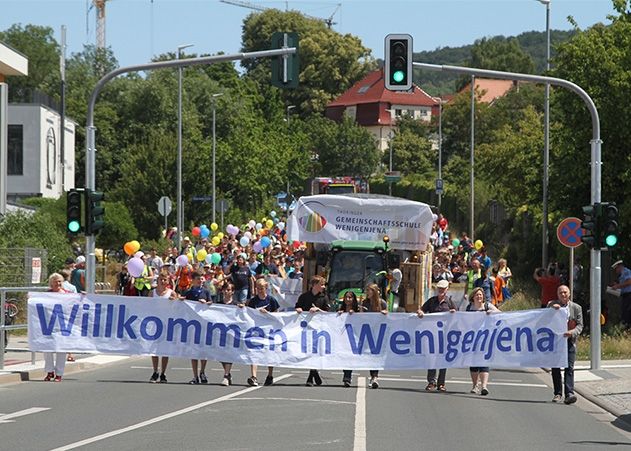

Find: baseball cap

[612,260,624,269]
[75,255,86,265]
[65,257,75,265]
[436,280,449,289]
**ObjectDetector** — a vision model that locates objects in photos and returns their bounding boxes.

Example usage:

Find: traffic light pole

[413,62,603,370]
[84,47,297,295]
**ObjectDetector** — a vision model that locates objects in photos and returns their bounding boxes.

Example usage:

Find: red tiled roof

[327,69,438,108]
[459,78,516,104]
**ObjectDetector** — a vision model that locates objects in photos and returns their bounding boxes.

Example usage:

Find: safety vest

[134,265,152,291]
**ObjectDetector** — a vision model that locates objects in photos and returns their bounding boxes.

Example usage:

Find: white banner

[266,275,302,311]
[286,195,434,250]
[28,293,568,370]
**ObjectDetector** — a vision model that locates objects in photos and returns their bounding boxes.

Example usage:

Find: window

[8,125,23,175]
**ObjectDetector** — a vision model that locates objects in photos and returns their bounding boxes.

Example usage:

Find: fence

[0,248,48,287]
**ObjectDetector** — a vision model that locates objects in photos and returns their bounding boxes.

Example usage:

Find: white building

[7,103,76,202]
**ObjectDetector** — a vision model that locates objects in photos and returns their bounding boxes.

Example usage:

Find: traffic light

[601,202,619,248]
[385,34,413,91]
[85,189,105,235]
[271,32,299,89]
[580,203,600,249]
[66,189,83,234]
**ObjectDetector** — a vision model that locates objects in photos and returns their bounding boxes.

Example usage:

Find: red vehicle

[307,177,369,195]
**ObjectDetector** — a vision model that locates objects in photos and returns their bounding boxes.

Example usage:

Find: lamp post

[286,105,295,125]
[437,97,444,209]
[470,75,475,242]
[211,92,223,224]
[537,0,551,268]
[176,43,193,248]
[385,109,396,196]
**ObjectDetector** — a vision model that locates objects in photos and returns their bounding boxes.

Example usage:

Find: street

[1,357,630,450]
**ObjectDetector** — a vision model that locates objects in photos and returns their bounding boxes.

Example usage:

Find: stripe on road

[354,376,366,451]
[378,377,548,388]
[0,407,50,423]
[50,373,293,450]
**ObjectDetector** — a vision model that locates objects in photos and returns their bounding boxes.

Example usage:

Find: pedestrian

[534,264,561,308]
[548,285,583,404]
[59,269,77,293]
[295,275,330,387]
[70,255,86,292]
[44,273,70,382]
[338,290,361,387]
[417,279,457,392]
[363,283,388,389]
[133,252,154,297]
[466,287,500,395]
[182,271,212,384]
[245,278,280,386]
[611,260,631,328]
[148,274,178,383]
[229,253,253,303]
[218,282,237,386]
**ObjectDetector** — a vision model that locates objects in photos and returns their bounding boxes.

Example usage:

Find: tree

[386,117,435,176]
[469,37,535,74]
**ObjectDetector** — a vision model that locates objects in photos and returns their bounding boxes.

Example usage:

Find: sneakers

[264,375,274,386]
[343,378,351,388]
[564,394,578,405]
[370,377,379,389]
[159,373,167,383]
[425,383,436,391]
[44,372,55,382]
[313,371,323,386]
[437,384,446,392]
[189,377,200,385]
[247,376,258,386]
[480,387,489,396]
[552,394,563,403]
[150,372,159,383]
[470,386,479,394]
[221,374,231,386]
[54,375,62,382]
[305,374,314,387]
[199,372,208,384]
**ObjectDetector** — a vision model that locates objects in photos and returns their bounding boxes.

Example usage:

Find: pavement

[3,333,631,428]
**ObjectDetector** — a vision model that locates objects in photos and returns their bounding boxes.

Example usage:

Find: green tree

[469,37,536,74]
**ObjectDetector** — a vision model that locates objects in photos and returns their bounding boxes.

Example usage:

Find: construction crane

[87,0,108,48]
[220,0,341,29]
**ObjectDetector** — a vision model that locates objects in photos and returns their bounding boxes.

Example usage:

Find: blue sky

[1,0,617,68]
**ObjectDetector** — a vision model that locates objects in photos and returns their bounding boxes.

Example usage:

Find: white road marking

[130,366,241,372]
[576,364,631,369]
[574,371,603,382]
[354,377,366,451]
[231,397,355,405]
[378,377,547,388]
[0,407,50,424]
[50,374,293,450]
[80,355,129,365]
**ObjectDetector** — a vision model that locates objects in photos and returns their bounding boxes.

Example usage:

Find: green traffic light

[68,220,80,233]
[392,70,405,83]
[606,234,618,247]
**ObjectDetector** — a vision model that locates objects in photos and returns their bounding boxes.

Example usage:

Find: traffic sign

[435,178,443,194]
[557,217,583,248]
[216,198,230,214]
[157,196,172,217]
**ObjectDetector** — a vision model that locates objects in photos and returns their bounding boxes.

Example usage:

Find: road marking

[51,374,293,450]
[576,364,631,370]
[574,371,603,382]
[232,397,355,405]
[0,407,50,424]
[354,377,366,451]
[80,355,129,365]
[130,366,241,372]
[378,377,547,388]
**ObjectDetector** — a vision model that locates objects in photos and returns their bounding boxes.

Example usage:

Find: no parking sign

[557,217,583,248]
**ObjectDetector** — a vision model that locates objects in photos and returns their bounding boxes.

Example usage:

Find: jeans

[552,344,576,396]
[236,288,249,302]
[427,368,447,385]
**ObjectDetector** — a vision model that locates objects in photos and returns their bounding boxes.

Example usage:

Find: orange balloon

[124,242,135,256]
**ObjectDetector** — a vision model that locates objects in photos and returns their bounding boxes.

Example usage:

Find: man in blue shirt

[612,260,631,328]
[183,272,212,384]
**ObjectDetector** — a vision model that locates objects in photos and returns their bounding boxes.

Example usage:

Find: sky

[0,0,618,69]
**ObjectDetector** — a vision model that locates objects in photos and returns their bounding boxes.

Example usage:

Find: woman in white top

[44,273,70,382]
[148,274,178,383]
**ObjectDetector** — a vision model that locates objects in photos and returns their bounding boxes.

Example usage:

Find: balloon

[210,223,218,231]
[255,223,263,231]
[270,210,277,218]
[187,253,194,262]
[260,236,271,248]
[130,240,141,253]
[196,249,208,262]
[262,217,267,223]
[451,238,460,248]
[134,251,144,258]
[244,231,252,239]
[226,224,235,235]
[127,257,145,277]
[293,240,301,249]
[217,232,224,240]
[200,227,210,239]
[205,254,214,264]
[265,219,273,229]
[211,252,221,265]
[211,236,221,246]
[248,220,256,228]
[277,222,285,231]
[124,242,135,256]
[176,254,189,267]
[192,226,201,237]
[475,239,484,250]
[240,236,250,247]
[432,213,438,222]
[252,241,262,253]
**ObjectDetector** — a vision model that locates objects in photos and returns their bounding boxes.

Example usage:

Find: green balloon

[211,252,221,265]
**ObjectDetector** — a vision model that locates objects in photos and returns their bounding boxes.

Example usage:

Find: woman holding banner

[363,283,388,389]
[44,273,70,382]
[147,274,178,383]
[338,291,361,387]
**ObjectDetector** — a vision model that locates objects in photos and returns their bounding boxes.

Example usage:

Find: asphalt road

[1,357,630,451]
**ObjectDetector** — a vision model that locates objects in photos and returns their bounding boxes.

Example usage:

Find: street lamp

[286,105,295,125]
[385,109,396,196]
[176,43,193,248]
[537,0,551,268]
[470,75,475,241]
[211,92,223,224]
[436,97,445,209]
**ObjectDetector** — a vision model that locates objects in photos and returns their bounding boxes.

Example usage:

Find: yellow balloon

[210,223,218,231]
[130,240,141,253]
[196,249,208,262]
[265,219,273,229]
[211,236,220,246]
[262,217,267,223]
[187,253,194,262]
[217,232,224,240]
[475,239,484,250]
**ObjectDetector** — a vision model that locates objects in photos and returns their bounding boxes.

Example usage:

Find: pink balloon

[252,241,262,253]
[128,257,145,278]
[176,254,189,266]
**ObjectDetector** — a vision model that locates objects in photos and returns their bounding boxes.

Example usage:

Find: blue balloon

[200,227,210,239]
[260,236,271,248]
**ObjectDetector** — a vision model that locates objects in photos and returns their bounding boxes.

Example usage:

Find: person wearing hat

[70,256,86,292]
[417,279,456,392]
[611,260,631,328]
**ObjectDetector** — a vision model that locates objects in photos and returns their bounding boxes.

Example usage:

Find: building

[458,78,517,104]
[7,103,76,203]
[326,69,440,151]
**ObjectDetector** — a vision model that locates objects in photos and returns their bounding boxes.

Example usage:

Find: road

[1,357,630,450]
